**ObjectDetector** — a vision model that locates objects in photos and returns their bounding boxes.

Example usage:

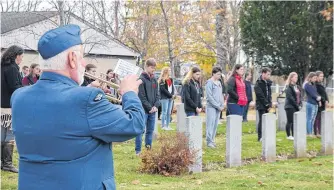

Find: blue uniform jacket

[11,72,145,190]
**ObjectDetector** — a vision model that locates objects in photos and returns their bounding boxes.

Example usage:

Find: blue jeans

[186,112,198,117]
[242,103,250,121]
[135,113,156,153]
[161,99,173,128]
[1,126,15,143]
[227,103,244,116]
[206,107,220,145]
[306,102,318,135]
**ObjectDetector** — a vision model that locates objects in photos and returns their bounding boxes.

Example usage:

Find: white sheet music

[114,59,143,79]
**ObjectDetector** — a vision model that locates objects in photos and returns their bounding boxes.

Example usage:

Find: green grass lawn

[1,121,333,190]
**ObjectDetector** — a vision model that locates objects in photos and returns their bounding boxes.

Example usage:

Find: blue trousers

[227,103,244,116]
[306,103,318,135]
[161,99,173,127]
[243,103,250,121]
[186,112,198,117]
[135,113,156,153]
[1,127,14,143]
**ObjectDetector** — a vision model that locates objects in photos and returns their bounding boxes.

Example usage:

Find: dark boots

[1,142,18,173]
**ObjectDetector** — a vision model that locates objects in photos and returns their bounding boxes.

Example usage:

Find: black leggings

[285,108,297,137]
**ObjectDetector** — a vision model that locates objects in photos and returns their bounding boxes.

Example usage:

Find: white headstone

[177,103,186,133]
[275,84,279,93]
[153,112,158,140]
[277,98,287,131]
[185,116,203,173]
[226,115,242,168]
[293,112,307,158]
[321,111,333,155]
[262,113,276,162]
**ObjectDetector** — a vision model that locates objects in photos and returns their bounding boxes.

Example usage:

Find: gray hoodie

[205,79,224,110]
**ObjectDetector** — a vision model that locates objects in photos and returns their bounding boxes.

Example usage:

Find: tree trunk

[160,1,175,78]
[215,1,227,73]
[58,1,65,26]
[140,2,150,68]
[114,1,120,38]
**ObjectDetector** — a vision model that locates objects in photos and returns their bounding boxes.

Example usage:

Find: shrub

[139,133,196,176]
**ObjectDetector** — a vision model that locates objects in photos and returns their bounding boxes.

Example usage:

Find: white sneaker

[161,127,167,130]
[287,136,294,140]
[207,143,216,148]
[166,127,174,131]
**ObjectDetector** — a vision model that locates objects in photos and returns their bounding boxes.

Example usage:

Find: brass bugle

[84,72,121,104]
[85,72,120,89]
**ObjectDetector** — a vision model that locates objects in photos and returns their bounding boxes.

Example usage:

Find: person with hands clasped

[314,71,329,137]
[254,67,272,142]
[303,72,322,137]
[136,58,160,156]
[284,72,302,141]
[226,64,248,116]
[158,67,175,131]
[182,67,203,116]
[205,67,224,148]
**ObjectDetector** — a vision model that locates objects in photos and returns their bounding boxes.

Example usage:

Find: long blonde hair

[285,72,298,86]
[158,67,170,84]
[182,67,201,85]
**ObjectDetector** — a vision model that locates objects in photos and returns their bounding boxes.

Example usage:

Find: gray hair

[39,45,82,70]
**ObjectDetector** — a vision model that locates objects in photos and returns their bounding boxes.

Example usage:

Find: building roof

[1,11,140,57]
[1,11,58,34]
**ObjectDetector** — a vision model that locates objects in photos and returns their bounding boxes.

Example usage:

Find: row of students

[284,71,329,139]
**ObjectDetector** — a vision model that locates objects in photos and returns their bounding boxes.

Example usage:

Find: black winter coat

[315,82,329,112]
[182,79,202,113]
[284,84,302,111]
[138,73,160,113]
[159,78,175,100]
[226,75,238,104]
[254,76,272,110]
[1,60,23,108]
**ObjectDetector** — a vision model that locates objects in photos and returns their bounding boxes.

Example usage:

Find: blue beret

[38,24,82,59]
